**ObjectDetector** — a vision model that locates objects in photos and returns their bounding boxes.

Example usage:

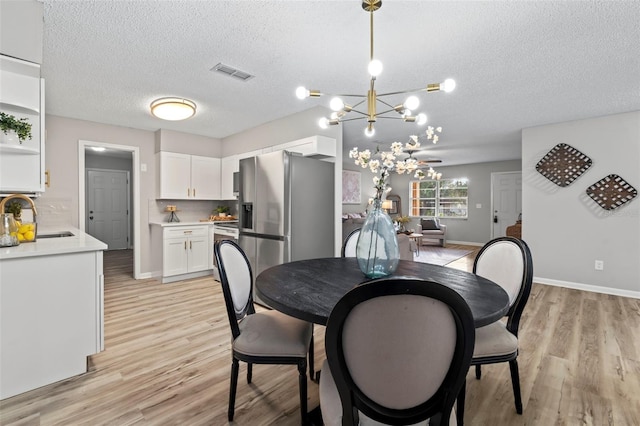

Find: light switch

[141,163,147,172]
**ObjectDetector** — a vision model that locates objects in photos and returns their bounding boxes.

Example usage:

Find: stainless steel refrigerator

[239,150,335,305]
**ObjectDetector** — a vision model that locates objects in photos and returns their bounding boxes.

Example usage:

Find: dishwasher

[212,222,239,280]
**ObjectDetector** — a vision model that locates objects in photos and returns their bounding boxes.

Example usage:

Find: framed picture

[386,194,401,216]
[342,170,361,204]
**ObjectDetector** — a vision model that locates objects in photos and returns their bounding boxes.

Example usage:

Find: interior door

[87,169,130,249]
[491,172,522,238]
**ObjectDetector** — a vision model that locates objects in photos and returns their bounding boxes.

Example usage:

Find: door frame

[490,171,522,239]
[78,140,141,279]
[86,168,131,249]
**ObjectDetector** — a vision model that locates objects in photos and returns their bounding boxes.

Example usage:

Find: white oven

[212,222,239,280]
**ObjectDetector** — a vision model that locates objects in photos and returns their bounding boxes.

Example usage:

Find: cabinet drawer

[164,226,208,239]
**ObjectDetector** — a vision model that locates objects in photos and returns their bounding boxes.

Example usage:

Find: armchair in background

[418,217,447,247]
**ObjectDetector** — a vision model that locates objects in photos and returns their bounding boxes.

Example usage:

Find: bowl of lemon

[14,221,37,242]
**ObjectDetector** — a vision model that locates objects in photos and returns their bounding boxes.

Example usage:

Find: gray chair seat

[235,310,312,358]
[472,321,518,358]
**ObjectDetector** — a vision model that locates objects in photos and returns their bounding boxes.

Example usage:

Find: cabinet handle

[184,230,192,234]
[45,170,50,187]
[193,188,196,197]
[187,188,190,197]
[190,241,192,249]
[184,241,187,250]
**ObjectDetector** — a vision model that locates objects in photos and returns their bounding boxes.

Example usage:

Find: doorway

[78,140,141,279]
[86,169,130,250]
[490,171,522,238]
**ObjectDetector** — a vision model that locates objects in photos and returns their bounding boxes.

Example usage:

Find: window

[410,178,468,218]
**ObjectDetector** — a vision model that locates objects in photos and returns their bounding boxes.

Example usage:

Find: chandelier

[295,0,455,137]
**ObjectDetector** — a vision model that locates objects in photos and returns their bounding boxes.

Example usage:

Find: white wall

[523,111,640,297]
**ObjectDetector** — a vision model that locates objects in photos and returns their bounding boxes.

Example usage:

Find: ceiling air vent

[210,63,254,81]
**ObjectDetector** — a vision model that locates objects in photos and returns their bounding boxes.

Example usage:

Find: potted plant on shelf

[0,112,33,145]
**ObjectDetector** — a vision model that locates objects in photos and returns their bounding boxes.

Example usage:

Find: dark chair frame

[325,277,475,426]
[214,239,314,424]
[340,227,361,257]
[457,236,533,423]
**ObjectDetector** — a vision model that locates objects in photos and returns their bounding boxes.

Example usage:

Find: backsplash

[33,198,73,227]
[149,200,217,223]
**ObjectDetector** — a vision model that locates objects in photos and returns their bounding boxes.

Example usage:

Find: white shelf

[0,101,39,115]
[0,144,39,155]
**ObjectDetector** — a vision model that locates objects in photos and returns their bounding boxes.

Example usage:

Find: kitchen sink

[37,231,75,239]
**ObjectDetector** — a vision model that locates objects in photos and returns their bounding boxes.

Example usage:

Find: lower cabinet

[162,225,210,280]
[0,250,104,399]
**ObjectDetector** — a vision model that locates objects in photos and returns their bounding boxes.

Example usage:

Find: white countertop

[150,220,238,227]
[0,226,108,260]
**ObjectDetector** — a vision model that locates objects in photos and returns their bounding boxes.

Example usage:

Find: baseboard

[535,277,640,299]
[445,240,484,247]
[137,272,154,279]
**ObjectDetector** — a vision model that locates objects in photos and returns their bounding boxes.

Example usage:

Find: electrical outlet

[595,260,604,271]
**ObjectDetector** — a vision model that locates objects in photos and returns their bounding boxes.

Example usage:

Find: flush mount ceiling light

[150,97,196,121]
[296,0,455,137]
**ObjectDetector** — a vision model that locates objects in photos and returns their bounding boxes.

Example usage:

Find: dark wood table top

[256,257,509,328]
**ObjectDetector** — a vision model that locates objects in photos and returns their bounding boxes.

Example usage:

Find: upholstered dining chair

[320,277,475,426]
[341,228,361,257]
[214,239,313,424]
[457,236,533,422]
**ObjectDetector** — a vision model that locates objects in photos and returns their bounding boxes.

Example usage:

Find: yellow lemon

[24,231,35,241]
[10,231,17,237]
[18,225,30,234]
[27,223,35,231]
[17,233,25,241]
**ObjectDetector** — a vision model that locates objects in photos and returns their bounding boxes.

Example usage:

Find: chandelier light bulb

[296,86,310,99]
[318,117,329,129]
[368,59,383,77]
[402,109,412,118]
[442,79,456,93]
[364,125,375,137]
[404,96,420,111]
[416,113,428,125]
[330,97,345,112]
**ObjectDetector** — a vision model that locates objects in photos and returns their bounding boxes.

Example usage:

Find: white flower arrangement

[349,127,443,201]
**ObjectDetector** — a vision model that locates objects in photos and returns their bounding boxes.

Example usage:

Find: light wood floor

[1,246,639,425]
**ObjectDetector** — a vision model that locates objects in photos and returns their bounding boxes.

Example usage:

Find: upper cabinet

[273,135,336,158]
[0,55,45,195]
[157,152,221,200]
[0,0,44,65]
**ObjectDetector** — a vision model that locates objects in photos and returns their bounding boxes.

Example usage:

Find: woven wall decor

[586,174,637,210]
[535,143,592,187]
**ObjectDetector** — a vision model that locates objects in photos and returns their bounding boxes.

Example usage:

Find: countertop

[0,226,108,260]
[150,220,238,227]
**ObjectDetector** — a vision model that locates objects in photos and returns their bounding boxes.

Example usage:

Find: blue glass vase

[356,199,400,278]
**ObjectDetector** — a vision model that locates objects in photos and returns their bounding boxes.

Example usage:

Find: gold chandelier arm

[377,84,441,97]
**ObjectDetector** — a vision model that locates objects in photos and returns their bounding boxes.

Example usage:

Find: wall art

[535,143,592,187]
[586,174,637,210]
[342,170,361,204]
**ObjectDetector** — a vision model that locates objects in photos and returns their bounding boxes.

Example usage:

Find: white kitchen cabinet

[0,247,104,399]
[162,225,210,278]
[0,0,44,65]
[156,152,221,200]
[273,135,336,158]
[0,55,45,195]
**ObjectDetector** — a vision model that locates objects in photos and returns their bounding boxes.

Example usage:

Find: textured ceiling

[41,1,640,166]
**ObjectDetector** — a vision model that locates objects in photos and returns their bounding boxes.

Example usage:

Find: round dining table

[256,257,509,328]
